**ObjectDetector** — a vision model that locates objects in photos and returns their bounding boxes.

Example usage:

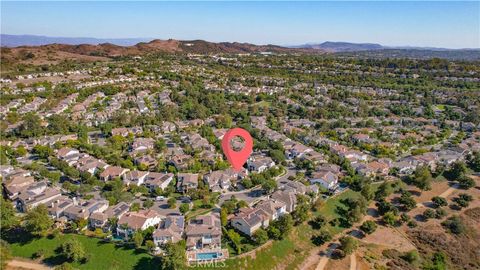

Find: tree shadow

[413,214,427,222]
[133,256,161,270]
[1,227,40,245]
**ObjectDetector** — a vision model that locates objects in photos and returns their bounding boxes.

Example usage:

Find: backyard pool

[196,252,221,260]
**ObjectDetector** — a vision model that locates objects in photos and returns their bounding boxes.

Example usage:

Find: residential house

[117,209,163,238]
[203,168,247,192]
[254,199,287,221]
[153,215,185,247]
[185,214,222,251]
[309,171,338,190]
[177,173,199,193]
[144,172,174,191]
[170,154,192,170]
[17,186,62,212]
[2,172,35,199]
[47,196,74,219]
[130,138,155,155]
[89,202,130,229]
[134,155,158,168]
[123,170,149,186]
[100,166,129,181]
[230,208,270,236]
[247,156,275,173]
[271,190,297,213]
[63,199,109,221]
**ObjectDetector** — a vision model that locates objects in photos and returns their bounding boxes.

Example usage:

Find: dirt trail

[7,259,52,270]
[315,244,338,270]
[349,253,357,270]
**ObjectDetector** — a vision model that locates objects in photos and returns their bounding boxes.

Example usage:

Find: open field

[8,233,156,270]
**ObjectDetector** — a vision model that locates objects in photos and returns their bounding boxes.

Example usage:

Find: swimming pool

[196,252,221,260]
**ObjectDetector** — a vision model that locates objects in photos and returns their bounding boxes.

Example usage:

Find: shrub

[423,209,436,220]
[360,220,377,235]
[431,196,448,208]
[401,250,419,264]
[339,236,358,255]
[441,215,466,235]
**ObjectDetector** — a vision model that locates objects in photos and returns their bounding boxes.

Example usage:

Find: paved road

[218,167,297,206]
[218,186,265,206]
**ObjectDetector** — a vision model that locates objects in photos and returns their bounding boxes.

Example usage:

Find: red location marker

[221,128,253,172]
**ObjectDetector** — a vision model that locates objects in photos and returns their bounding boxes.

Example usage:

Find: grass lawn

[313,189,362,234]
[8,233,157,270]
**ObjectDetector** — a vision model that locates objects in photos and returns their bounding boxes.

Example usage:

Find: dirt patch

[408,181,451,204]
[325,254,350,270]
[407,219,480,270]
[361,226,416,252]
[464,207,480,222]
[355,254,370,270]
[6,258,52,270]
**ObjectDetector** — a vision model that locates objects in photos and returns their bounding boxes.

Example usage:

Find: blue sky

[1,1,479,48]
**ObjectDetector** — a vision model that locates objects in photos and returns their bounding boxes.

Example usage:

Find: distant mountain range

[1,34,152,47]
[292,41,478,52]
[1,34,479,61]
[292,41,384,52]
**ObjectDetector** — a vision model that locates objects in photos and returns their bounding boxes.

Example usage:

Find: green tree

[133,231,144,248]
[143,199,154,209]
[398,191,417,211]
[145,240,156,253]
[458,175,475,189]
[445,161,467,181]
[423,209,436,220]
[61,238,86,263]
[361,184,375,201]
[130,202,140,212]
[431,196,448,208]
[382,211,398,226]
[339,236,358,255]
[269,149,286,164]
[401,250,419,264]
[220,208,228,227]
[15,146,27,157]
[253,228,269,245]
[161,241,187,270]
[18,113,44,138]
[0,197,18,230]
[424,252,448,270]
[466,151,480,172]
[413,166,432,191]
[310,215,327,229]
[179,203,190,214]
[227,229,242,254]
[24,205,53,236]
[155,138,166,152]
[311,230,332,246]
[32,145,53,160]
[292,195,310,224]
[375,182,393,201]
[0,240,12,270]
[167,198,176,209]
[360,220,377,235]
[261,178,277,194]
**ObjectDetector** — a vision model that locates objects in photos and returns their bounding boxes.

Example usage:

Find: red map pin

[221,128,253,172]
